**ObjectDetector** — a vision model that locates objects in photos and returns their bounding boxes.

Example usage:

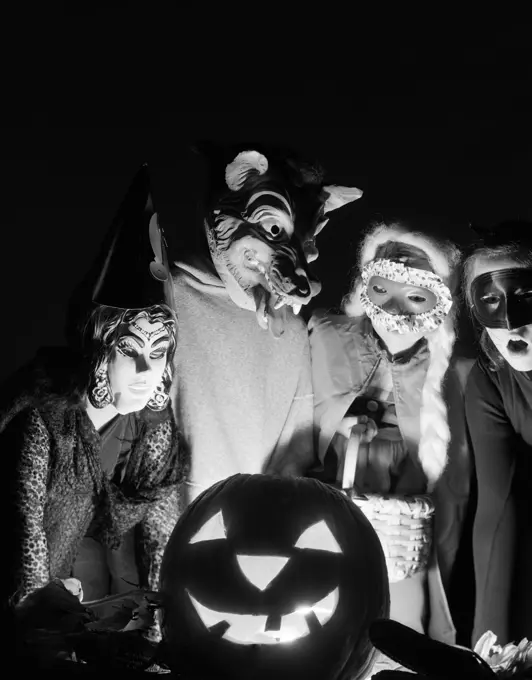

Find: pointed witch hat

[90,164,175,311]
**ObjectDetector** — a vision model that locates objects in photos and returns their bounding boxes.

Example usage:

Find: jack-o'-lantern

[160,474,389,680]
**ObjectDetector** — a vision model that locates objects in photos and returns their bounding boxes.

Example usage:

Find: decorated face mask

[471,267,532,371]
[360,259,453,335]
[206,150,363,338]
[107,315,169,412]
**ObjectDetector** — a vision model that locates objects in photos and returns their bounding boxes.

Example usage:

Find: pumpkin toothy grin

[187,587,339,645]
[160,475,388,680]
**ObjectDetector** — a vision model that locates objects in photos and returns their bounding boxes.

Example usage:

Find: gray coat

[309,311,473,645]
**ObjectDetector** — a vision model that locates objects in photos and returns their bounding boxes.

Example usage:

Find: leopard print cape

[0,348,188,606]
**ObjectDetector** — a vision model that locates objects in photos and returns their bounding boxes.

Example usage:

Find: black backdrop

[1,13,532,652]
[2,21,532,382]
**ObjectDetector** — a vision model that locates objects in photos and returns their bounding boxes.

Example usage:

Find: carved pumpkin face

[160,474,389,680]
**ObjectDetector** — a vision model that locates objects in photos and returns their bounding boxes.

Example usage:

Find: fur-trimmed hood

[343,223,462,317]
[338,222,463,493]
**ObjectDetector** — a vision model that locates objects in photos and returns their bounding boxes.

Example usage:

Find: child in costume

[1,165,186,608]
[171,144,363,504]
[464,221,532,646]
[309,220,472,655]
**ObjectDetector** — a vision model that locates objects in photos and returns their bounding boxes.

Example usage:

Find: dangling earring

[89,366,113,409]
[147,381,170,412]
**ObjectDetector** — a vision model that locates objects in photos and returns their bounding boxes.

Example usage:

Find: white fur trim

[225,151,269,191]
[358,224,456,283]
[417,313,456,488]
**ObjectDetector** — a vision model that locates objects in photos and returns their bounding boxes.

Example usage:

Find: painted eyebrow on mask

[405,287,429,295]
[151,335,170,347]
[121,332,170,349]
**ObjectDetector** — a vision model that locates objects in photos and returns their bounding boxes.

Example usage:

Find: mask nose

[382,298,404,315]
[505,297,527,331]
[135,355,149,373]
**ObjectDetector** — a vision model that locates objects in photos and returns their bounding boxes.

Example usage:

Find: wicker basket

[340,431,435,583]
[346,489,434,582]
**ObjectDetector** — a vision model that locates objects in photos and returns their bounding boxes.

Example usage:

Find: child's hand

[337,415,378,444]
[60,578,84,602]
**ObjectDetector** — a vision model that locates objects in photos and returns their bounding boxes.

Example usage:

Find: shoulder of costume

[308,308,366,336]
[466,354,501,391]
[307,310,373,368]
[285,308,309,336]
[0,347,84,433]
[137,403,176,430]
[172,249,215,274]
[171,254,224,290]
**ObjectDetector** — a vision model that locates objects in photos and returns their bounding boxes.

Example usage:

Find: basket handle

[341,430,362,491]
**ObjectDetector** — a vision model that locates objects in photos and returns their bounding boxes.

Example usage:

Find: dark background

[2,18,532,382]
[1,15,531,652]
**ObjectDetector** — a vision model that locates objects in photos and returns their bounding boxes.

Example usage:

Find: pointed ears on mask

[223,149,364,206]
[312,185,364,237]
[225,150,269,191]
[321,185,363,214]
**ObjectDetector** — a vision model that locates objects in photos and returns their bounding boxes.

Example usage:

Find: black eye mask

[471,268,532,330]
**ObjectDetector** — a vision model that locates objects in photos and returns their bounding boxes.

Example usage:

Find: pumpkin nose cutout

[236,554,289,591]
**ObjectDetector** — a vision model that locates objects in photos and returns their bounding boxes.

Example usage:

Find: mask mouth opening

[507,338,529,354]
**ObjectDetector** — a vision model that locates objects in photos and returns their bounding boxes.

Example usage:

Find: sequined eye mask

[360,259,453,334]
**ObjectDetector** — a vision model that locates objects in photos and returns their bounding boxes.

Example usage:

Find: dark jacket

[1,348,187,606]
[466,355,532,645]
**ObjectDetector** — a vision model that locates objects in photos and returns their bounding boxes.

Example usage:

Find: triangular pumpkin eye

[189,510,227,544]
[294,520,342,554]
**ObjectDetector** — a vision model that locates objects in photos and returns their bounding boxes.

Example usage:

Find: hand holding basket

[339,425,435,583]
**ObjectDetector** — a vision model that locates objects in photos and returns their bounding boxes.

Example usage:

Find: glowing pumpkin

[160,474,389,680]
